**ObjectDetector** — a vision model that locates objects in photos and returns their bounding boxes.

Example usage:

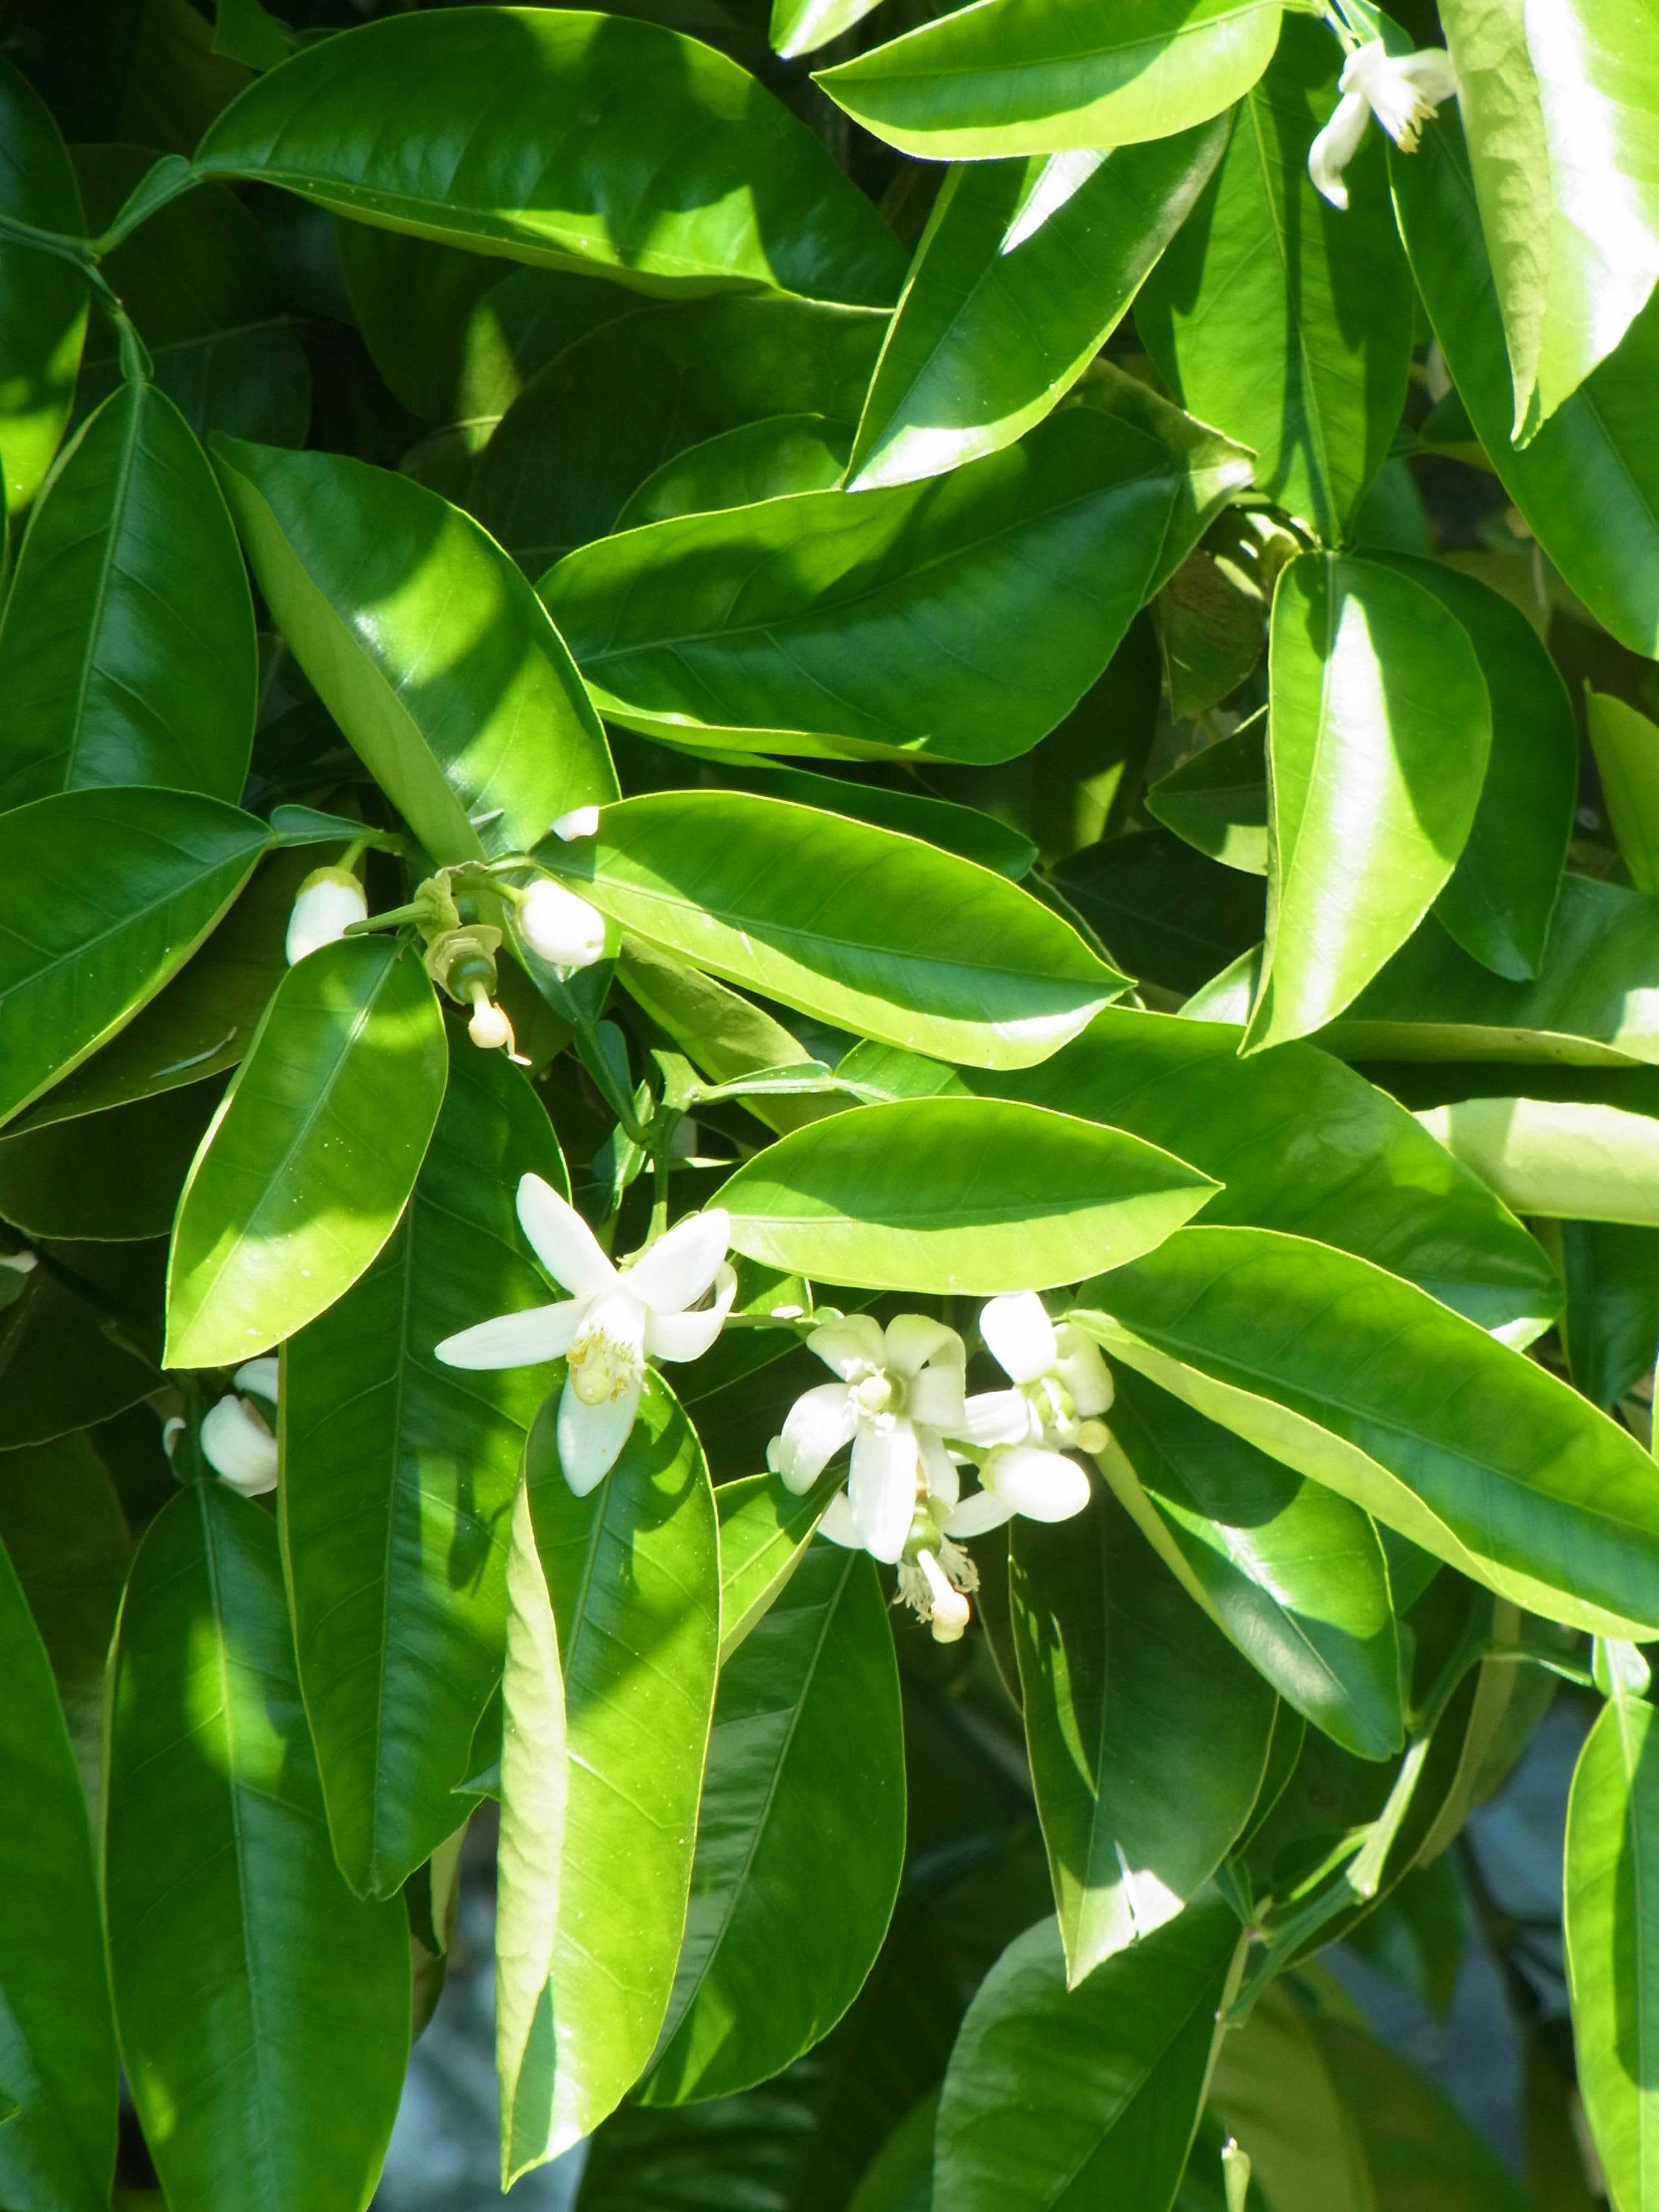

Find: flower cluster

[768,1292,1109,1643]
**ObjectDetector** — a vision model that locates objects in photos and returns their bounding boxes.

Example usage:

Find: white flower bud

[161,1415,186,1460]
[286,867,367,964]
[467,991,514,1052]
[518,878,606,970]
[233,1356,280,1405]
[550,805,601,842]
[199,1394,279,1496]
[0,1249,36,1273]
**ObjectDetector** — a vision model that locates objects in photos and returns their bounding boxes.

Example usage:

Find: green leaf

[166,936,448,1369]
[1416,1093,1659,1226]
[0,787,269,1131]
[1560,1221,1659,1406]
[1056,828,1267,996]
[0,1081,220,1239]
[0,1240,164,1448]
[844,1000,1561,1338]
[815,0,1285,161]
[73,146,310,447]
[1101,1369,1404,1761]
[719,1096,1215,1292]
[474,297,886,572]
[1566,1688,1659,2212]
[1439,0,1659,435]
[281,1045,568,1897]
[0,1522,118,2212]
[1208,1980,1373,2212]
[540,384,1252,766]
[712,762,1036,880]
[502,1378,720,2174]
[0,62,87,512]
[1138,21,1412,541]
[848,124,1227,492]
[1071,1223,1659,1639]
[642,1540,905,2105]
[1319,2006,1530,2211]
[1148,722,1268,874]
[615,940,839,1140]
[0,381,257,808]
[195,9,905,308]
[1392,118,1659,656]
[618,417,854,528]
[213,436,617,866]
[1382,555,1574,982]
[1586,688,1659,895]
[716,1470,834,1663]
[1011,1481,1276,1983]
[104,1484,411,2212]
[772,0,890,61]
[543,789,1125,1069]
[934,1903,1245,2212]
[1245,552,1490,1051]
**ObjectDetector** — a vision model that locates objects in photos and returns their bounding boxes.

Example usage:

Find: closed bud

[518,877,606,970]
[199,1393,280,1496]
[285,866,367,964]
[467,990,515,1053]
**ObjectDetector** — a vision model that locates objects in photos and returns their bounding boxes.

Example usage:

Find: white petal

[517,1175,615,1298]
[808,1315,887,1380]
[550,805,601,842]
[518,879,606,970]
[285,870,367,965]
[434,1300,583,1369]
[849,1416,918,1564]
[769,1382,856,1493]
[908,1363,966,1433]
[918,1424,959,1508]
[819,1490,862,1547]
[160,1415,186,1460]
[979,1292,1056,1386]
[882,1313,965,1380]
[990,1446,1091,1524]
[626,1207,731,1314]
[1395,47,1458,101]
[645,1262,737,1361]
[233,1356,280,1404]
[943,1487,1018,1538]
[1308,89,1370,209]
[557,1369,643,1496]
[959,1389,1034,1449]
[200,1395,280,1495]
[1054,1325,1114,1419]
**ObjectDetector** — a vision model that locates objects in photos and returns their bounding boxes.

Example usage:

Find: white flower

[767,1314,966,1565]
[435,1175,736,1496]
[517,877,606,970]
[946,1293,1108,1537]
[1308,40,1458,212]
[466,993,515,1053]
[200,1392,279,1496]
[550,806,601,842]
[0,1248,36,1273]
[285,866,367,964]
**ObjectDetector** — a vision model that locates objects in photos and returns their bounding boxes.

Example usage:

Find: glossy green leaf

[1560,1221,1659,1406]
[0,1523,118,2212]
[104,1483,411,2212]
[281,1045,568,1897]
[0,1239,164,1449]
[1392,119,1659,655]
[0,1081,220,1240]
[1101,1370,1404,1760]
[816,0,1285,161]
[720,1096,1215,1292]
[843,1000,1561,1338]
[615,940,838,1140]
[1148,722,1268,874]
[1072,1223,1659,1638]
[935,1903,1244,2212]
[1138,20,1412,540]
[0,382,257,809]
[541,381,1252,765]
[1381,554,1574,982]
[1439,0,1659,435]
[1246,551,1490,1051]
[1056,828,1268,996]
[502,1379,719,2173]
[1209,1980,1372,2212]
[543,789,1125,1068]
[1566,1689,1659,2212]
[0,62,87,512]
[643,1540,904,2105]
[74,146,310,447]
[214,436,617,866]
[1011,1481,1275,1982]
[772,0,889,60]
[195,8,905,307]
[166,936,448,1369]
[713,762,1036,880]
[848,124,1227,492]
[0,786,269,1131]
[1417,1093,1659,1225]
[618,417,853,528]
[716,1471,834,1663]
[1586,688,1659,895]
[1155,531,1273,723]
[474,297,885,571]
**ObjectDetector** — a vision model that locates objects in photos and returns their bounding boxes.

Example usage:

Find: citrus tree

[1,0,1657,2205]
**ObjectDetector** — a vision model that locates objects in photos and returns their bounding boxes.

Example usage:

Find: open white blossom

[1308,40,1458,212]
[946,1293,1108,1537]
[435,1175,735,1496]
[285,866,367,964]
[768,1315,966,1564]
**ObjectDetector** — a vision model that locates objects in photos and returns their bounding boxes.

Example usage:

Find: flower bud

[285,867,367,964]
[550,805,601,842]
[234,1356,280,1405]
[0,1248,37,1273]
[518,878,606,970]
[467,990,515,1053]
[199,1393,279,1496]
[918,1550,971,1643]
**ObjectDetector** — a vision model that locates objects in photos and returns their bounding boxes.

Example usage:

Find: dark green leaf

[0,1240,164,1447]
[0,61,87,512]
[0,1080,220,1239]
[716,1470,835,1663]
[1147,722,1268,875]
[1560,1221,1659,1406]
[1054,828,1268,994]
[618,415,853,526]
